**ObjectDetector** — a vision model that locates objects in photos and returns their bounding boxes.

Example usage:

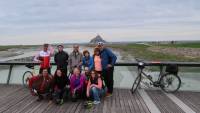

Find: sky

[0,0,200,45]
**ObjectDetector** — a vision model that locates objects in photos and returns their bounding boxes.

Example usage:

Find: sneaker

[105,93,112,97]
[59,99,64,105]
[93,101,100,105]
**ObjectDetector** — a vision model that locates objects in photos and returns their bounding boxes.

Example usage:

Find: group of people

[28,42,117,105]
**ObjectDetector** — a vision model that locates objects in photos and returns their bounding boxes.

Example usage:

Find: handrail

[1,61,200,85]
[0,61,200,67]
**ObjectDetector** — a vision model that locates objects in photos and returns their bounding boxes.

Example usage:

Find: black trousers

[39,67,51,74]
[102,67,114,94]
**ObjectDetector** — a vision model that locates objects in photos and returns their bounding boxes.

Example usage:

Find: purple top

[70,74,86,94]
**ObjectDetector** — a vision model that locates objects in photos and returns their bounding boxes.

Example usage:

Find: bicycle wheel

[160,73,181,93]
[131,74,141,94]
[22,71,33,88]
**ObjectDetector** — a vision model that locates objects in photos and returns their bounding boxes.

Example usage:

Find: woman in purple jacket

[70,67,86,102]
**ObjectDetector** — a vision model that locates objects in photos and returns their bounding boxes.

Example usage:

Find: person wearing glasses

[97,42,117,97]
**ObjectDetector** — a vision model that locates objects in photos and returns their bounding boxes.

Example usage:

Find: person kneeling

[70,67,86,102]
[86,70,105,105]
[52,69,69,105]
[28,69,54,101]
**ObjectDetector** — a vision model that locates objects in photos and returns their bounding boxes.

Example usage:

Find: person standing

[69,44,83,73]
[34,44,54,74]
[54,45,69,76]
[93,47,102,75]
[97,42,117,97]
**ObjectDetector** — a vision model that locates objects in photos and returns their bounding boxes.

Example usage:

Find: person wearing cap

[54,45,69,76]
[97,42,117,97]
[34,44,54,74]
[69,44,83,73]
[82,50,94,71]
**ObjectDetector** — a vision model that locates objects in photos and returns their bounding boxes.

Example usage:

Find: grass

[155,42,200,48]
[0,45,40,51]
[110,43,200,62]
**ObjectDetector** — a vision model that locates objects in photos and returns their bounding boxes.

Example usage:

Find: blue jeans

[90,87,105,101]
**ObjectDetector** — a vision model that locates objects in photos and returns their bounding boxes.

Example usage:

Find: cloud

[0,0,200,44]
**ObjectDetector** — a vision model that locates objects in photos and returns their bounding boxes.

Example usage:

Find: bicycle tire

[160,73,181,93]
[22,71,33,88]
[131,73,142,94]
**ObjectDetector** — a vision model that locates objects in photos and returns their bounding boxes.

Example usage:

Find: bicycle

[22,64,38,88]
[131,61,181,93]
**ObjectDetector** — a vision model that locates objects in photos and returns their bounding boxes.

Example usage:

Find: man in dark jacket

[97,42,117,97]
[54,45,69,76]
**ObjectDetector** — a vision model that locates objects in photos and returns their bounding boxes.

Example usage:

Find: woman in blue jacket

[82,50,94,71]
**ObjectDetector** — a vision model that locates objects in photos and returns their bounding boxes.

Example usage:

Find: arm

[91,78,102,89]
[66,52,69,64]
[75,75,85,90]
[106,48,117,66]
[86,80,91,97]
[48,45,54,56]
[89,57,94,70]
[70,75,75,93]
[54,53,57,64]
[34,53,40,62]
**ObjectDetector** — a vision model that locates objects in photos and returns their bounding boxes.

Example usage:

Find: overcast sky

[0,0,200,45]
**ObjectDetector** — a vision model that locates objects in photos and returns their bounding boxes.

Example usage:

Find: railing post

[7,65,13,85]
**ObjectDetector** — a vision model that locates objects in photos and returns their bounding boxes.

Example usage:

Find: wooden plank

[165,93,195,113]
[146,90,185,113]
[3,95,35,113]
[174,91,200,113]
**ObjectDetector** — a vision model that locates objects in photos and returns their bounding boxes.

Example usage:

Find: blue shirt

[100,48,117,70]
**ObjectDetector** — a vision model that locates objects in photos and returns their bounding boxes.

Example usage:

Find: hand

[86,91,90,97]
[90,84,96,88]
[107,64,112,68]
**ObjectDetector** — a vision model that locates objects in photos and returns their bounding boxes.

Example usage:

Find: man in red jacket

[28,69,54,101]
[34,44,54,74]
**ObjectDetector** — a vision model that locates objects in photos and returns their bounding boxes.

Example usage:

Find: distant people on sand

[34,44,54,74]
[29,42,117,105]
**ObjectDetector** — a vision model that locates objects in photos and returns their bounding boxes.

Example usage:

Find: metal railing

[1,61,200,85]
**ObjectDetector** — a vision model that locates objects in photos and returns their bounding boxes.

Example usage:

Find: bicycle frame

[138,65,165,84]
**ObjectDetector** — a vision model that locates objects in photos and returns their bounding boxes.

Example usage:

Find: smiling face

[56,70,62,77]
[58,46,63,52]
[73,68,80,76]
[90,71,96,78]
[42,69,48,77]
[73,45,79,52]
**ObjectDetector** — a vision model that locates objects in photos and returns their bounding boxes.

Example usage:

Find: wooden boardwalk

[0,85,200,113]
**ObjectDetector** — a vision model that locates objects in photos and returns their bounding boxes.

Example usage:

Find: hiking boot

[105,93,112,97]
[93,101,100,105]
